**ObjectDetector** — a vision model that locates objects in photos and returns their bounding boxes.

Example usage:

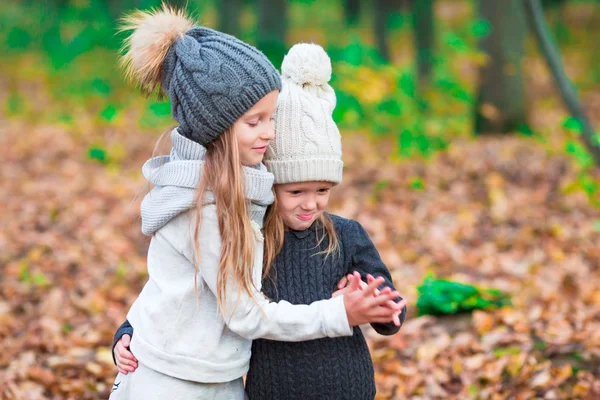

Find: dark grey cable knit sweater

[113,214,406,400]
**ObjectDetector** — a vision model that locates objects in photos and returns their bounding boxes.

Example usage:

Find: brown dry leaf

[4,39,600,398]
[416,333,451,362]
[472,310,495,335]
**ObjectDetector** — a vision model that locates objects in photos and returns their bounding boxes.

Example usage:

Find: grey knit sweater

[114,214,405,398]
[244,214,405,400]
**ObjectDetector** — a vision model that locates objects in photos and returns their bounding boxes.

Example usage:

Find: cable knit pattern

[140,128,274,235]
[265,43,343,184]
[112,214,405,395]
[245,215,406,400]
[162,27,281,145]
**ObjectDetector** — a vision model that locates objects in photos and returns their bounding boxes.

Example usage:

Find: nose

[260,122,275,140]
[301,195,316,211]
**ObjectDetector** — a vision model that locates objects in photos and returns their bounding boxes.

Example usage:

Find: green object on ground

[416,273,511,316]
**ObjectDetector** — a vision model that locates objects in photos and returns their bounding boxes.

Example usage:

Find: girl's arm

[112,319,138,374]
[112,319,133,364]
[343,219,407,335]
[180,205,400,342]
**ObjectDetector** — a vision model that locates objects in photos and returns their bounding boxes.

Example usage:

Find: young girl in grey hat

[112,38,406,399]
[109,5,403,400]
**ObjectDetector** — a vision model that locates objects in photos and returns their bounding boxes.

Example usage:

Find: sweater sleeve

[343,219,407,335]
[182,205,353,341]
[112,319,134,365]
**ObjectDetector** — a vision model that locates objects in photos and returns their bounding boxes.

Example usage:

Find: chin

[242,156,264,166]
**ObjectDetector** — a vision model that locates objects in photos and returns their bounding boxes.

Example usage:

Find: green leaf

[416,275,511,316]
[99,104,118,122]
[19,261,31,283]
[91,79,112,95]
[398,73,415,98]
[442,32,470,53]
[471,19,492,38]
[493,347,521,358]
[7,26,31,50]
[579,175,598,196]
[565,140,593,169]
[149,101,171,117]
[562,116,584,134]
[409,177,425,191]
[517,124,534,137]
[534,340,547,350]
[398,129,413,154]
[87,146,108,164]
[468,385,478,395]
[33,272,47,286]
[5,93,24,115]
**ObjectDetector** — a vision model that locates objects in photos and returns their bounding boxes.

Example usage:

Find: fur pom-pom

[281,43,332,87]
[119,3,195,94]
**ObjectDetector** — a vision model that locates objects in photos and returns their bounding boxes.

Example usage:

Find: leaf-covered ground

[1,105,600,398]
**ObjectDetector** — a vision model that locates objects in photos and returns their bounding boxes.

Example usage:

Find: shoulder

[326,213,362,236]
[158,205,220,260]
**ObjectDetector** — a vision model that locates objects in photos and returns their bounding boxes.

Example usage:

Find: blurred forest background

[1,0,600,398]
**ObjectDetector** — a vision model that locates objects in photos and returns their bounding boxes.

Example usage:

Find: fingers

[396,299,407,310]
[392,311,400,326]
[115,338,138,373]
[350,272,361,291]
[122,334,131,347]
[366,274,381,296]
[362,276,385,297]
[337,276,348,290]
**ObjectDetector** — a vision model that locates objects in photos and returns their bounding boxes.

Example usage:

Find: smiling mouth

[252,146,267,153]
[297,214,314,221]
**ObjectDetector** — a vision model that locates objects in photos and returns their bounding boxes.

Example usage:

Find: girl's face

[233,90,278,166]
[274,181,334,231]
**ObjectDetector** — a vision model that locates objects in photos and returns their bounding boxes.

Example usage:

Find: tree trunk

[524,0,600,164]
[373,0,391,62]
[257,0,287,66]
[475,0,527,134]
[344,0,361,25]
[413,0,434,86]
[217,0,243,37]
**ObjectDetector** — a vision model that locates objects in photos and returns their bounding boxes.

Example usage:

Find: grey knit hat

[265,43,343,185]
[120,4,281,145]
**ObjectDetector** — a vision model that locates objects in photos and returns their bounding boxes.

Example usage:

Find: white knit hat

[265,43,343,185]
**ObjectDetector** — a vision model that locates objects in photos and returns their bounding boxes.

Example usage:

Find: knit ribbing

[160,26,281,146]
[245,215,378,400]
[140,128,274,235]
[265,44,343,185]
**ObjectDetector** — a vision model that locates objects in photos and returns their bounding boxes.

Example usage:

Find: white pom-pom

[119,3,195,94]
[281,43,332,87]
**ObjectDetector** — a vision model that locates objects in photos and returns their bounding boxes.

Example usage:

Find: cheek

[235,127,254,148]
[278,197,299,215]
[317,195,330,210]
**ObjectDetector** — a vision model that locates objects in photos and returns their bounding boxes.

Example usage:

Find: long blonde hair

[120,4,258,316]
[262,194,340,279]
[193,128,259,316]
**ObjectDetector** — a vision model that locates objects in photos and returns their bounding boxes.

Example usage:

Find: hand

[114,334,138,374]
[332,271,367,297]
[366,274,406,326]
[343,276,406,326]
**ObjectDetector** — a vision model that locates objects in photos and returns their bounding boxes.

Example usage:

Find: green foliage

[416,273,511,316]
[562,116,584,134]
[559,116,600,207]
[408,177,425,191]
[19,261,48,287]
[87,146,108,164]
